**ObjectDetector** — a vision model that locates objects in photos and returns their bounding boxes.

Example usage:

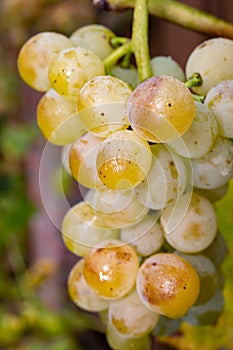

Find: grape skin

[150,55,185,82]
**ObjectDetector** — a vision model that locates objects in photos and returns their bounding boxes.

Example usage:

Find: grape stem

[131,0,152,82]
[93,0,233,39]
[103,40,131,74]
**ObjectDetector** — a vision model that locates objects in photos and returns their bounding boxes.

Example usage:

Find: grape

[136,253,200,319]
[174,252,219,306]
[202,231,228,268]
[153,315,182,336]
[168,101,218,159]
[183,288,224,326]
[150,55,185,81]
[96,130,152,190]
[61,144,72,175]
[70,24,116,59]
[112,65,139,89]
[69,132,105,189]
[78,75,131,137]
[191,136,233,189]
[17,32,73,91]
[37,88,86,145]
[120,213,164,257]
[127,75,195,143]
[134,144,187,210]
[185,37,233,95]
[83,239,139,299]
[194,183,229,203]
[108,289,159,338]
[48,46,105,98]
[68,259,109,311]
[106,322,152,350]
[84,188,149,229]
[204,80,233,138]
[61,204,119,257]
[160,192,217,253]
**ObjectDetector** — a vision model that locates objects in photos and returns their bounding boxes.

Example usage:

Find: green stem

[185,72,202,89]
[131,0,152,82]
[103,40,132,74]
[93,0,233,39]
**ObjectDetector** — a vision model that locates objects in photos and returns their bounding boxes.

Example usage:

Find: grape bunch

[17,22,233,349]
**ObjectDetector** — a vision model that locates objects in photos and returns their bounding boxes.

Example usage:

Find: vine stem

[131,0,152,82]
[93,0,233,39]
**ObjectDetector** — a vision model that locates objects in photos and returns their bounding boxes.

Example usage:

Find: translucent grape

[112,65,139,89]
[202,231,228,268]
[70,24,116,59]
[17,32,73,91]
[168,101,218,159]
[153,315,182,336]
[85,188,149,229]
[83,239,139,299]
[134,144,187,210]
[185,37,233,95]
[48,46,105,98]
[108,289,160,338]
[78,75,131,137]
[204,80,233,138]
[96,130,152,190]
[69,132,105,189]
[136,253,200,319]
[68,259,109,311]
[191,136,233,189]
[150,55,185,81]
[37,88,86,145]
[160,192,217,253]
[61,204,119,257]
[127,75,195,143]
[120,213,164,257]
[174,252,218,306]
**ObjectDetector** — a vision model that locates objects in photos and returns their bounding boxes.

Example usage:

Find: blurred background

[0,0,233,349]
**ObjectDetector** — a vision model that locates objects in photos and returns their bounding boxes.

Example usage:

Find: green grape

[112,65,139,89]
[78,75,131,137]
[127,75,195,143]
[48,46,105,98]
[194,183,229,203]
[153,315,182,336]
[84,188,149,229]
[106,322,152,350]
[70,24,116,59]
[136,253,200,319]
[61,203,119,257]
[120,213,164,257]
[185,37,233,95]
[37,88,86,145]
[96,130,152,190]
[61,144,72,175]
[134,144,187,210]
[161,192,217,253]
[183,288,224,326]
[68,259,109,311]
[83,239,139,299]
[204,80,233,138]
[69,132,105,189]
[168,101,218,159]
[202,231,228,268]
[108,289,159,338]
[17,32,73,91]
[192,136,233,189]
[174,252,219,306]
[150,55,185,81]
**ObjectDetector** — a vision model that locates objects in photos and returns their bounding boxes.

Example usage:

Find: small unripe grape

[204,80,233,138]
[48,46,105,98]
[161,192,217,253]
[70,24,116,59]
[108,289,160,338]
[96,130,152,190]
[83,239,139,299]
[78,75,131,137]
[150,55,185,81]
[185,37,233,95]
[127,75,195,143]
[68,259,109,311]
[17,32,73,91]
[136,253,200,319]
[37,89,85,145]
